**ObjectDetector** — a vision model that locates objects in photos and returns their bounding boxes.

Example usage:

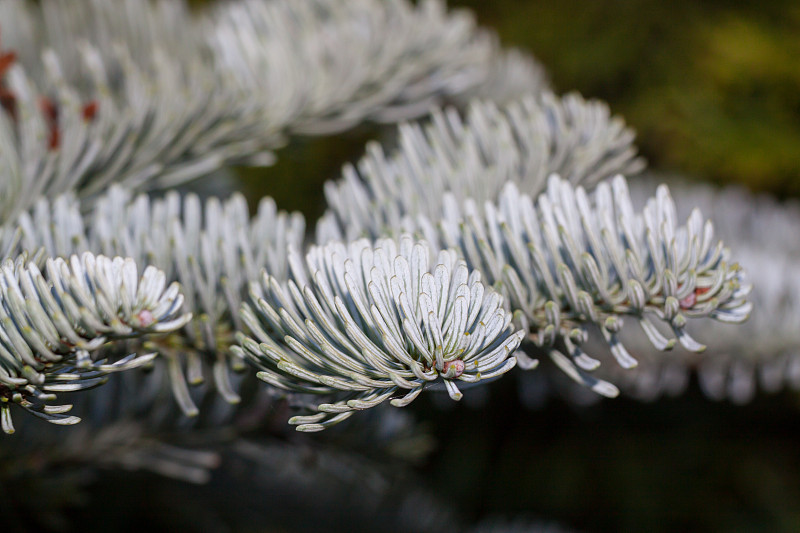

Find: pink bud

[136,309,155,327]
[679,292,696,310]
[442,359,465,378]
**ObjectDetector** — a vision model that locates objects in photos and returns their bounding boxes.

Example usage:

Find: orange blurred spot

[82,100,98,122]
[39,97,60,150]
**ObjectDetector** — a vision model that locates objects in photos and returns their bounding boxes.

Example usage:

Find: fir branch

[462,47,550,106]
[0,35,278,223]
[693,246,800,403]
[207,0,548,134]
[317,92,644,243]
[573,178,800,404]
[13,186,305,414]
[0,0,547,223]
[0,252,190,434]
[409,175,751,397]
[233,236,525,431]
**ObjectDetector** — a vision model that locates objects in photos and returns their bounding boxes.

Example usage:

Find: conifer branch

[233,236,525,431]
[318,92,644,243]
[410,175,751,396]
[576,178,800,404]
[0,1,759,446]
[0,252,190,433]
[0,0,546,222]
[13,186,305,415]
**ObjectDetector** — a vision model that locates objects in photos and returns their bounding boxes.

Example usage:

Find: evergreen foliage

[0,1,791,531]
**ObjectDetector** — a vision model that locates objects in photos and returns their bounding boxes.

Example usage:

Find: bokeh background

[456,0,800,197]
[31,1,800,532]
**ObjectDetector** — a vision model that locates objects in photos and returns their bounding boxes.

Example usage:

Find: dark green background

[454,0,800,197]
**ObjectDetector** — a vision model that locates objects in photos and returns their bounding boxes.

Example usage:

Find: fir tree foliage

[234,236,524,431]
[0,0,755,442]
[0,0,545,222]
[415,175,752,395]
[612,179,800,404]
[0,252,190,433]
[318,92,645,243]
[12,186,305,415]
[315,91,749,399]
